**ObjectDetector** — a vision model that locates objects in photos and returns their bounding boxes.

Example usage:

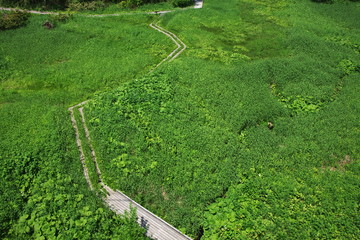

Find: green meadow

[1,0,360,239]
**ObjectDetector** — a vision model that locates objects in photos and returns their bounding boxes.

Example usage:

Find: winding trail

[78,104,192,240]
[150,22,187,70]
[68,103,93,190]
[2,1,202,239]
[66,2,200,239]
[68,16,191,240]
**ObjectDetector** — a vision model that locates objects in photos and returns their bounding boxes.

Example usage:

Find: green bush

[0,11,30,30]
[0,0,68,10]
[50,13,73,23]
[171,0,193,7]
[126,0,144,8]
[44,13,73,28]
[67,1,106,11]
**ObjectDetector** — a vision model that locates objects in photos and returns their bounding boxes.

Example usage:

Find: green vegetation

[85,0,360,238]
[1,0,359,239]
[0,12,169,239]
[0,10,30,30]
[0,0,193,11]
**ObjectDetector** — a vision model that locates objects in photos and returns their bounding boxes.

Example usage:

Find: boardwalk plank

[65,7,201,239]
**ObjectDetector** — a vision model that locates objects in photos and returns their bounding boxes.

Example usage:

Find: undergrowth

[0,12,167,239]
[85,0,360,238]
[1,0,359,239]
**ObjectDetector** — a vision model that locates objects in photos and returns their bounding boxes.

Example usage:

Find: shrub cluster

[0,0,195,10]
[118,0,193,8]
[170,0,193,7]
[0,11,30,30]
[67,1,106,11]
[312,0,360,3]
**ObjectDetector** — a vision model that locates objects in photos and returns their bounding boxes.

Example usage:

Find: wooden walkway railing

[1,1,203,239]
[67,6,200,238]
[70,102,193,240]
[105,186,192,240]
[68,1,202,239]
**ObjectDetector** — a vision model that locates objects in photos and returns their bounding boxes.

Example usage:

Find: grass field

[1,0,360,239]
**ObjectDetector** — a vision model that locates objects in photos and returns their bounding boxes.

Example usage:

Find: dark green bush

[171,0,193,7]
[67,1,106,11]
[50,13,73,23]
[44,13,72,28]
[312,0,360,3]
[120,0,143,9]
[0,0,68,10]
[312,0,333,3]
[0,11,30,30]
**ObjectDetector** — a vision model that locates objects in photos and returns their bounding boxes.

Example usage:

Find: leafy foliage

[0,10,30,30]
[0,0,194,11]
[170,0,193,8]
[1,0,359,239]
[8,174,147,239]
[68,1,106,11]
[203,168,359,239]
[84,0,360,239]
[0,13,166,239]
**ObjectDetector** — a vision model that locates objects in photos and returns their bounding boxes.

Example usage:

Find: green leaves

[203,168,360,239]
[280,95,324,114]
[8,174,148,239]
[338,59,360,76]
[0,10,30,31]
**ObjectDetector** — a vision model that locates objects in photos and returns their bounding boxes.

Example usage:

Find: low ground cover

[1,0,359,239]
[0,12,169,239]
[85,0,360,238]
[0,0,193,13]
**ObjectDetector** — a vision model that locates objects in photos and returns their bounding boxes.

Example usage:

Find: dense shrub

[43,13,73,28]
[68,1,106,11]
[171,0,193,7]
[119,0,144,9]
[50,13,73,22]
[0,0,193,10]
[0,11,30,30]
[0,13,169,238]
[85,0,360,238]
[312,0,333,3]
[0,0,68,9]
[312,0,360,3]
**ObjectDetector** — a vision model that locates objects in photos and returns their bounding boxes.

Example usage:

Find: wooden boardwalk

[2,1,202,239]
[69,103,193,240]
[67,13,195,239]
[104,185,192,240]
[65,1,203,239]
